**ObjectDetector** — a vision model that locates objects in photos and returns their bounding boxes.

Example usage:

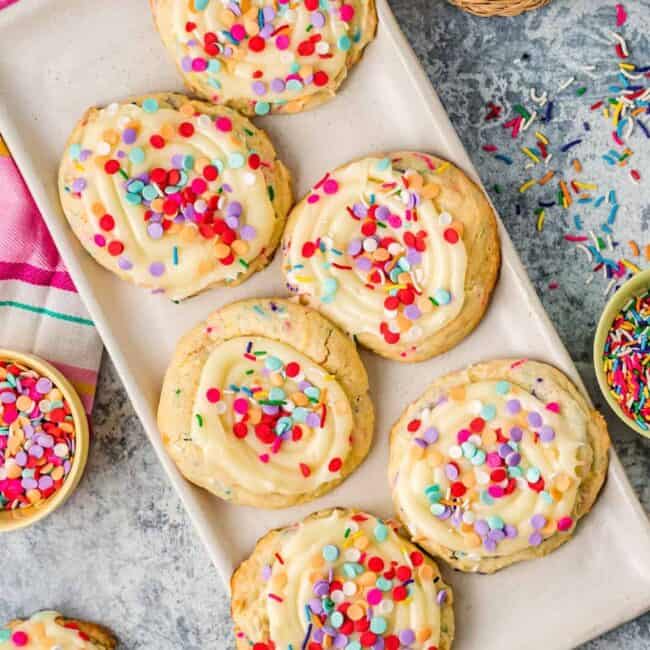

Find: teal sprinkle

[481,491,494,505]
[265,356,283,371]
[526,467,541,482]
[124,192,141,205]
[142,98,159,113]
[430,503,446,516]
[376,577,391,591]
[481,404,497,420]
[0,630,10,642]
[195,0,209,9]
[508,466,523,478]
[540,490,554,504]
[228,153,245,168]
[375,157,391,171]
[143,185,158,201]
[338,35,351,51]
[183,156,195,171]
[255,101,271,116]
[127,179,144,193]
[286,79,303,92]
[471,450,486,466]
[173,247,179,266]
[69,143,82,160]
[290,62,301,73]
[461,441,476,458]
[487,515,504,530]
[495,381,510,395]
[208,59,221,73]
[129,147,145,165]
[208,78,222,90]
[374,523,388,542]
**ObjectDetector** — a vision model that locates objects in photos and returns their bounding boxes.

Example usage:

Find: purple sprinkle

[509,426,523,442]
[488,529,505,542]
[529,531,543,547]
[355,257,372,272]
[423,427,439,444]
[505,398,521,414]
[347,239,362,256]
[252,81,267,96]
[172,154,185,169]
[539,425,556,442]
[505,452,521,467]
[308,598,323,614]
[484,537,497,552]
[445,463,459,481]
[262,6,275,20]
[313,580,330,597]
[270,78,286,93]
[504,524,518,538]
[36,377,53,394]
[311,10,325,27]
[29,444,44,459]
[181,56,192,72]
[21,478,38,490]
[498,443,512,459]
[306,412,321,428]
[531,514,546,530]
[0,392,16,404]
[15,451,27,466]
[71,178,87,193]
[38,434,54,448]
[38,475,54,490]
[375,205,390,221]
[436,589,448,605]
[79,149,92,162]
[259,24,274,39]
[227,201,243,218]
[261,565,272,580]
[399,630,415,645]
[404,305,421,320]
[413,438,428,448]
[118,257,133,271]
[352,202,367,218]
[239,225,257,241]
[147,223,164,239]
[334,634,347,648]
[122,128,137,144]
[528,411,543,428]
[312,628,325,644]
[474,519,489,536]
[406,249,422,265]
[149,261,165,277]
[226,216,240,230]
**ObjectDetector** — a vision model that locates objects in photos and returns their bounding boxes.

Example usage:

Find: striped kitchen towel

[0,135,103,414]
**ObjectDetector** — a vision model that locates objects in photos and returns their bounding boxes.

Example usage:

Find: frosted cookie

[58,93,292,301]
[389,359,610,573]
[158,298,374,507]
[0,612,116,649]
[231,508,454,650]
[151,0,377,116]
[283,153,500,362]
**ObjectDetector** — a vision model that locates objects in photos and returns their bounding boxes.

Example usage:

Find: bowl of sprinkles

[0,350,89,531]
[595,269,650,438]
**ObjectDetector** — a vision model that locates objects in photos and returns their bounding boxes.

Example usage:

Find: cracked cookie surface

[158,297,374,507]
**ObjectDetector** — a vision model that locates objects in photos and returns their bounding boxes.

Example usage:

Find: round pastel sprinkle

[323,544,340,562]
[142,97,159,113]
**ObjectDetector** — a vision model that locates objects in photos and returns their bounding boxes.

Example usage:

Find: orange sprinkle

[629,240,640,257]
[645,244,650,261]
[559,180,572,207]
[572,158,583,173]
[538,170,555,186]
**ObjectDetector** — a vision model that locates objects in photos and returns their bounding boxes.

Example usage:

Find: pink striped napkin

[0,136,103,414]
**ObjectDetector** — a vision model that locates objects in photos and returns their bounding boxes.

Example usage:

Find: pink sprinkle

[457,429,471,444]
[564,235,588,242]
[339,4,354,21]
[615,3,627,26]
[546,402,560,413]
[233,397,249,414]
[230,24,247,41]
[11,631,29,647]
[323,179,339,194]
[488,485,504,498]
[94,234,106,247]
[215,117,232,132]
[275,34,290,50]
[486,452,503,468]
[557,516,573,532]
[367,588,382,605]
[307,194,320,204]
[259,453,270,463]
[191,57,208,72]
[612,131,624,146]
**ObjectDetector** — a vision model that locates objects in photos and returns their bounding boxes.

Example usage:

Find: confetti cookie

[283,153,500,362]
[0,611,116,649]
[389,359,610,573]
[150,0,377,116]
[231,508,455,650]
[58,93,292,301]
[158,298,374,507]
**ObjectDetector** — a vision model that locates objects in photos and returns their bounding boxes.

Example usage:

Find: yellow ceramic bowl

[593,269,650,438]
[0,349,89,532]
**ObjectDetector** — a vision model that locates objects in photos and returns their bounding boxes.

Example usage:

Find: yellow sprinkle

[535,131,549,144]
[434,162,450,174]
[522,147,540,163]
[619,62,636,70]
[613,101,623,127]
[293,275,314,282]
[519,179,537,193]
[574,181,598,190]
[621,259,641,274]
[536,210,545,232]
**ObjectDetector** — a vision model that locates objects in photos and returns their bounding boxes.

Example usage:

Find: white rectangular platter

[2,1,650,648]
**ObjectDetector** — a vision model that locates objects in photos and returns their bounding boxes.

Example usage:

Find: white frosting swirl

[260,511,449,649]
[392,378,589,562]
[59,98,284,300]
[188,336,354,496]
[284,155,467,351]
[161,0,375,113]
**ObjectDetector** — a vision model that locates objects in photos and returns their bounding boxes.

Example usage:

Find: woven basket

[448,0,551,16]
